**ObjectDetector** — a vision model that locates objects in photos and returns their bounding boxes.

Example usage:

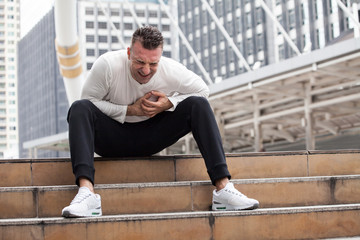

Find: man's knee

[185,96,210,108]
[67,99,93,122]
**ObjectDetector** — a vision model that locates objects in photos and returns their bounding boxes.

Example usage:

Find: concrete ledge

[2,204,360,239]
[0,150,359,186]
[1,175,360,219]
[1,204,359,225]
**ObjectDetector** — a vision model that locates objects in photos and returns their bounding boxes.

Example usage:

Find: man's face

[127,41,162,84]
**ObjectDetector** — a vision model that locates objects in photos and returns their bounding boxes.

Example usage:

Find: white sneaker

[212,182,259,211]
[62,187,102,217]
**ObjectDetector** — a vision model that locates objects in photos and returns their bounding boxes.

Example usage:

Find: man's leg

[77,96,231,186]
[134,96,259,211]
[64,98,258,217]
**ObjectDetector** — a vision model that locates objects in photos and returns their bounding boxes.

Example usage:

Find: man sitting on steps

[62,26,259,218]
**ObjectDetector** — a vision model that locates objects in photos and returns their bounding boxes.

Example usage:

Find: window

[289,9,295,30]
[87,62,93,70]
[86,49,95,56]
[111,36,119,43]
[85,8,93,15]
[99,49,107,56]
[124,23,132,30]
[136,10,145,17]
[98,35,107,43]
[124,11,131,17]
[256,8,262,25]
[246,12,252,29]
[111,9,119,16]
[149,11,157,18]
[86,35,94,43]
[98,22,107,29]
[162,25,170,31]
[86,21,94,29]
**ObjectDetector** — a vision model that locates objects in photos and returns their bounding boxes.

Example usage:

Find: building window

[162,24,170,31]
[111,36,119,43]
[87,62,93,70]
[136,10,145,17]
[111,9,120,16]
[86,35,94,42]
[124,23,132,30]
[85,8,94,15]
[246,12,252,29]
[163,51,171,58]
[98,35,107,43]
[289,9,295,30]
[149,11,157,18]
[98,22,107,29]
[124,10,131,17]
[86,49,95,56]
[86,21,94,29]
[99,49,107,56]
[256,8,262,25]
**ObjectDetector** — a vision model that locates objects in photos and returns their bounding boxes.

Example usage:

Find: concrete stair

[0,150,359,239]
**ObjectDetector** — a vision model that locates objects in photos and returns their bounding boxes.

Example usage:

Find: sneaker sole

[212,202,259,211]
[62,209,102,218]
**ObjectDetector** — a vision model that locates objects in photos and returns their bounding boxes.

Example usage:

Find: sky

[20,0,54,37]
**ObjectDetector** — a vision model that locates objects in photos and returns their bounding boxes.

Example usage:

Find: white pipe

[200,0,252,71]
[54,0,84,105]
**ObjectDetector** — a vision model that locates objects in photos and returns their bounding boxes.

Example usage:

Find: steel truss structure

[209,37,360,152]
[168,37,360,153]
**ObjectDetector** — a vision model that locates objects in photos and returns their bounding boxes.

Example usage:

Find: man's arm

[127,91,173,118]
[161,58,210,111]
[81,56,128,123]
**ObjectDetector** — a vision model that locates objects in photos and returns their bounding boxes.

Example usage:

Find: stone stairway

[0,150,359,239]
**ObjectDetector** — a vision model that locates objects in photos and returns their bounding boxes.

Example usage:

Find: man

[62,26,259,218]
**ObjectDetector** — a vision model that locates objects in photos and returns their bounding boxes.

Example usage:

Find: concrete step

[1,150,359,187]
[1,204,359,240]
[1,175,359,219]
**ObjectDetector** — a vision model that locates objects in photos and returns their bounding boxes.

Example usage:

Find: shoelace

[70,191,92,205]
[224,188,245,197]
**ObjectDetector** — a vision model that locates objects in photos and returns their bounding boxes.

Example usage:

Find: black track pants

[67,96,231,186]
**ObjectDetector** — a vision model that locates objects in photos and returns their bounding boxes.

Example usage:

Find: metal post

[253,93,263,151]
[304,82,315,150]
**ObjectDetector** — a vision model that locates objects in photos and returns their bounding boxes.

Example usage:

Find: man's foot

[212,182,259,211]
[62,187,102,217]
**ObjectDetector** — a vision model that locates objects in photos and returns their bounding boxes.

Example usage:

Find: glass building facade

[17,8,69,158]
[177,0,359,83]
[0,0,20,158]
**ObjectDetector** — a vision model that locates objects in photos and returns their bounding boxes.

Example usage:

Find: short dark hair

[131,26,164,50]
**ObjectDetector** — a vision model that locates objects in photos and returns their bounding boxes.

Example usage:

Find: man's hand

[127,91,173,118]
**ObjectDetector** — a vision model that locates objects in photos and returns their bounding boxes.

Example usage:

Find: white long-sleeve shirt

[81,50,209,123]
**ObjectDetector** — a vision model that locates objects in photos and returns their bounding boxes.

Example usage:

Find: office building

[0,0,20,158]
[77,0,174,71]
[18,8,69,158]
[177,0,359,82]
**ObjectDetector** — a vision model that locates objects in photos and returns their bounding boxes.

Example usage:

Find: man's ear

[127,47,131,60]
